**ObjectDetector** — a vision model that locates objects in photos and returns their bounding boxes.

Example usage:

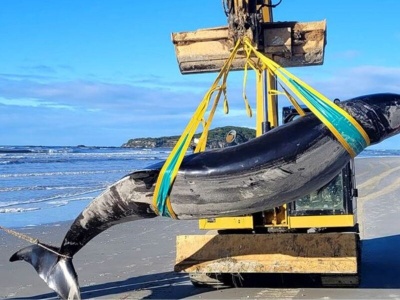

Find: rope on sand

[0,225,71,259]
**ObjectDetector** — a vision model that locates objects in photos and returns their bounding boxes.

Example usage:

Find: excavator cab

[282,106,358,228]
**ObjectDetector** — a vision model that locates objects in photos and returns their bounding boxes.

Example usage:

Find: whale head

[341,93,400,144]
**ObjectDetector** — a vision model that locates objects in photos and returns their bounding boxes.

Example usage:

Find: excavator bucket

[172,20,327,74]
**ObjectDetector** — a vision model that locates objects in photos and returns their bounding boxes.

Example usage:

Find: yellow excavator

[172,0,360,287]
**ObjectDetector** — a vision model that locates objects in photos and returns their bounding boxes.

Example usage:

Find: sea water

[0,145,399,228]
[0,146,171,228]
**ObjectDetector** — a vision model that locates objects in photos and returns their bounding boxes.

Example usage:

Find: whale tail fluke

[10,244,81,300]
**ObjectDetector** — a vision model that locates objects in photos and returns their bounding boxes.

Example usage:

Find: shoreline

[1,157,400,299]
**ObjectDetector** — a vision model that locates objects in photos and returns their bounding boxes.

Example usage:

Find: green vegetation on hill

[122,126,256,148]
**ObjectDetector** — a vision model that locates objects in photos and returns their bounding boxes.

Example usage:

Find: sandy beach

[1,157,400,299]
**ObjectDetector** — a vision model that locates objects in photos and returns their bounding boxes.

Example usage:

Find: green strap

[155,135,188,217]
[291,80,368,155]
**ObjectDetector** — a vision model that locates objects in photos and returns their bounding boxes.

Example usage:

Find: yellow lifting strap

[276,84,307,117]
[241,37,370,157]
[152,39,243,218]
[152,37,371,218]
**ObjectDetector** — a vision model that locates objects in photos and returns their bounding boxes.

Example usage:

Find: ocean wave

[65,196,95,202]
[0,145,170,155]
[0,169,124,178]
[0,207,41,213]
[0,148,170,168]
[0,146,171,226]
[0,185,89,193]
[0,149,33,154]
[0,201,20,207]
[0,147,73,154]
[0,196,97,215]
[360,149,400,157]
[47,200,69,207]
[0,187,105,208]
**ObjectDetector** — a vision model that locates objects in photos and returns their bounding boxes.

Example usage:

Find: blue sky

[1,1,400,149]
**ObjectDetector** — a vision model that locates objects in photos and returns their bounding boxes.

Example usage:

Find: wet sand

[1,157,400,299]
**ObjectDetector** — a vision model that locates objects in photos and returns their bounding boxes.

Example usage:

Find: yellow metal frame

[199,216,253,230]
[288,215,356,229]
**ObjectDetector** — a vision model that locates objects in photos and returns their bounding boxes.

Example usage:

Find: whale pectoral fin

[10,245,81,300]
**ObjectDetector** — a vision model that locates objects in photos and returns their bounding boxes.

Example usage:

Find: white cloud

[301,65,400,100]
[0,97,75,110]
[2,65,400,147]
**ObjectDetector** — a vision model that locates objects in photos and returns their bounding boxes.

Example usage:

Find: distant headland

[122,126,256,149]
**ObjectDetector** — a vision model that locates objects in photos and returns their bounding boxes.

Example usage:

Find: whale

[9,93,400,299]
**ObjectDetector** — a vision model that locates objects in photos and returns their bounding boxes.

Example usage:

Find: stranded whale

[9,93,400,299]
